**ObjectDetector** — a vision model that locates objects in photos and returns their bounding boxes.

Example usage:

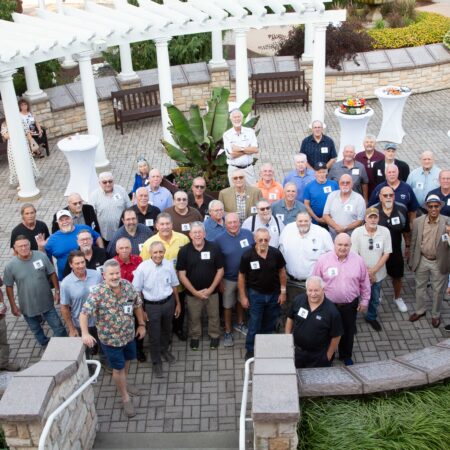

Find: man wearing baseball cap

[351,207,392,331]
[373,143,410,186]
[408,194,449,328]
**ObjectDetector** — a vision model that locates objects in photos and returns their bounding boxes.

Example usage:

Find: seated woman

[1,118,40,185]
[18,98,49,157]
[130,156,151,201]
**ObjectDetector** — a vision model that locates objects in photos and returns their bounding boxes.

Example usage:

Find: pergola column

[154,37,174,143]
[117,43,140,84]
[0,70,40,199]
[23,64,48,103]
[302,23,314,62]
[75,51,110,168]
[209,31,227,68]
[234,28,250,105]
[311,23,328,124]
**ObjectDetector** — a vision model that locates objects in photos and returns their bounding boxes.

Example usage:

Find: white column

[0,70,40,199]
[234,28,250,105]
[76,51,110,168]
[23,64,48,102]
[311,23,327,125]
[154,37,174,144]
[117,43,140,84]
[209,30,227,69]
[302,23,314,62]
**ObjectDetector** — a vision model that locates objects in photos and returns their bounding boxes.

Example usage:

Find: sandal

[33,151,45,159]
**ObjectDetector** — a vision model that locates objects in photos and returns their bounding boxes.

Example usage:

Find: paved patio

[0,88,449,433]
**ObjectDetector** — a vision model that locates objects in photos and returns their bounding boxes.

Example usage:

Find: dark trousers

[172,290,185,333]
[295,347,332,369]
[135,316,144,356]
[145,296,175,364]
[336,298,358,360]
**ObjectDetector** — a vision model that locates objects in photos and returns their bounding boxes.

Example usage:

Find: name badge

[201,251,210,260]
[391,217,400,225]
[165,277,171,284]
[371,161,375,168]
[113,193,121,200]
[269,193,277,200]
[316,315,322,321]
[447,199,450,206]
[276,214,285,222]
[250,261,260,270]
[374,242,382,250]
[33,259,44,269]
[145,219,154,227]
[251,206,257,214]
[327,267,338,277]
[344,204,353,212]
[138,243,144,252]
[416,182,424,190]
[123,304,133,315]
[96,266,104,274]
[351,168,359,175]
[89,285,96,293]
[323,186,332,194]
[321,147,328,154]
[377,169,382,177]
[271,226,278,233]
[441,234,449,242]
[298,307,308,318]
[240,239,249,248]
[181,223,191,231]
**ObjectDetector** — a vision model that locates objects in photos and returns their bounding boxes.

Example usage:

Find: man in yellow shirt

[140,212,189,340]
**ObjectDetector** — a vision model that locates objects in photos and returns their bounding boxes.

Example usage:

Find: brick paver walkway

[1,88,449,433]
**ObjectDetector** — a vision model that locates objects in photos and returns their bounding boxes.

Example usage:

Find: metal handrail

[38,359,101,450]
[239,357,255,450]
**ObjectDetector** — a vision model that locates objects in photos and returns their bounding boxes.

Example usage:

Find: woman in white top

[18,98,48,157]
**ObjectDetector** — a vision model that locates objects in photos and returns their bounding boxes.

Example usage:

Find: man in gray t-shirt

[4,236,67,347]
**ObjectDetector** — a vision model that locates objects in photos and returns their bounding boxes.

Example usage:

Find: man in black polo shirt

[300,120,337,170]
[238,227,287,361]
[177,222,224,351]
[285,276,343,368]
[131,187,161,232]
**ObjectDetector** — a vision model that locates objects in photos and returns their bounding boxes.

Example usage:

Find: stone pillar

[154,37,174,143]
[0,69,40,199]
[75,51,110,168]
[252,334,300,450]
[234,28,250,105]
[117,43,140,85]
[23,64,48,103]
[302,23,314,62]
[311,23,328,125]
[209,30,227,69]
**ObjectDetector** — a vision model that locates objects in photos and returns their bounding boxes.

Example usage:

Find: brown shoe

[431,317,441,328]
[123,400,136,418]
[409,312,426,322]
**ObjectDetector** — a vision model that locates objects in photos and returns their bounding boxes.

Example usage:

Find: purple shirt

[312,251,371,307]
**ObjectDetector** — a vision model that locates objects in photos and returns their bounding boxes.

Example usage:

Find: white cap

[56,209,72,220]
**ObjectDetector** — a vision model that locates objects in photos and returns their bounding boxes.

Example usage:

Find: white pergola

[0,0,346,199]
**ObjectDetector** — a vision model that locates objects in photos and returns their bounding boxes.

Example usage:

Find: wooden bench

[111,84,161,135]
[250,71,310,113]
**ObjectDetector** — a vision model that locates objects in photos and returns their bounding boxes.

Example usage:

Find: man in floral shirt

[80,259,146,418]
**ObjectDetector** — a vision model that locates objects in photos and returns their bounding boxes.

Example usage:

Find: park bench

[250,70,310,113]
[111,84,161,135]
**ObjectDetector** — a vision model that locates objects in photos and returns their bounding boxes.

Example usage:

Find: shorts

[223,279,240,309]
[386,251,404,278]
[100,339,137,370]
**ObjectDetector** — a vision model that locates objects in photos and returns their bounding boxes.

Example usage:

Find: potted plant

[161,87,259,195]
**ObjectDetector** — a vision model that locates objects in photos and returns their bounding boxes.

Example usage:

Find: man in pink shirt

[312,233,370,365]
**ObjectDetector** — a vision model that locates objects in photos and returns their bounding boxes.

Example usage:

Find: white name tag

[391,217,400,225]
[352,168,359,175]
[113,193,121,200]
[416,182,424,190]
[251,206,257,214]
[138,243,144,252]
[145,219,154,227]
[33,259,44,269]
[250,261,260,270]
[441,234,449,242]
[276,214,285,222]
[377,170,382,177]
[298,307,309,318]
[321,147,328,154]
[201,251,210,260]
[371,161,375,168]
[181,223,191,231]
[89,285,96,293]
[96,266,104,273]
[240,239,249,248]
[374,242,382,249]
[269,192,277,200]
[344,204,353,212]
[271,226,278,233]
[447,199,450,206]
[123,304,133,315]
[323,186,332,194]
[327,267,338,277]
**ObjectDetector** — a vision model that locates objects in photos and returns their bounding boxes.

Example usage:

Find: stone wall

[0,338,98,450]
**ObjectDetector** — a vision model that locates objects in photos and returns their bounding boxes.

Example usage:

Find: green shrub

[444,29,450,50]
[0,0,15,21]
[374,19,386,29]
[368,12,450,49]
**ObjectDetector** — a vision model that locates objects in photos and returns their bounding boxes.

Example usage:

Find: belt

[334,297,359,308]
[288,274,305,283]
[144,294,172,305]
[230,163,253,169]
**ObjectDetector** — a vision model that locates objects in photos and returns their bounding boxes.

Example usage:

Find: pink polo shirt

[312,251,371,306]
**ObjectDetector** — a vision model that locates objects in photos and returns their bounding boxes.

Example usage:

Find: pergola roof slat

[187,0,229,21]
[114,3,172,29]
[138,0,192,26]
[164,0,210,23]
[209,0,249,20]
[236,0,268,17]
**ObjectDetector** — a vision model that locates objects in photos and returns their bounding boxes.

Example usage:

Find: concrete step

[93,431,241,450]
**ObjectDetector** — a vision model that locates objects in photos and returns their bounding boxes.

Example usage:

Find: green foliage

[162,88,259,191]
[444,29,450,51]
[298,382,450,450]
[0,0,15,21]
[368,12,450,49]
[374,19,386,29]
[380,0,417,24]
[13,59,60,96]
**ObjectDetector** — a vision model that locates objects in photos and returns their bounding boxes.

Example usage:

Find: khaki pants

[0,317,10,367]
[186,293,220,339]
[414,256,447,319]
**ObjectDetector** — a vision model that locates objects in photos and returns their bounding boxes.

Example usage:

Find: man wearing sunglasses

[164,191,203,237]
[188,177,214,219]
[351,208,392,331]
[408,194,450,328]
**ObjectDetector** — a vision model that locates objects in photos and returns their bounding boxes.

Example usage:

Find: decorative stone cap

[254,334,294,359]
[41,337,85,366]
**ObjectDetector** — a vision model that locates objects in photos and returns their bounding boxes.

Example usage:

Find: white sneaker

[394,298,408,313]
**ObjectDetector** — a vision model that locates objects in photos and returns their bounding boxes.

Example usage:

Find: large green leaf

[244,116,260,129]
[210,90,230,142]
[188,105,207,145]
[239,98,254,119]
[165,103,196,145]
[161,140,190,165]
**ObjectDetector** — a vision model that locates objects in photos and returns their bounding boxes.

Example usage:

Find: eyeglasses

[71,201,82,206]
[211,208,224,212]
[340,181,351,185]
[175,198,188,202]
[193,185,206,189]
[368,238,374,250]
[102,180,113,184]
[257,238,270,243]
[427,204,441,209]
[381,194,394,198]
[233,176,244,180]
[259,206,271,211]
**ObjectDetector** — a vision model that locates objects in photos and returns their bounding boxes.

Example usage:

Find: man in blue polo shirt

[303,162,339,226]
[283,154,314,202]
[300,120,337,170]
[427,170,450,217]
[213,213,254,347]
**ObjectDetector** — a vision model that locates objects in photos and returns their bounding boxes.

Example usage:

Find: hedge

[367,12,450,49]
[444,29,450,50]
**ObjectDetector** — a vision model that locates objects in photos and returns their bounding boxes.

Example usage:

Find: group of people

[0,109,449,418]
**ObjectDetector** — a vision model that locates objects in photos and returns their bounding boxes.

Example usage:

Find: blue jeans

[366,281,381,321]
[246,288,280,353]
[23,307,67,346]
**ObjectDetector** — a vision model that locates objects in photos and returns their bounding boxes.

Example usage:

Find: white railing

[239,357,255,450]
[38,359,101,450]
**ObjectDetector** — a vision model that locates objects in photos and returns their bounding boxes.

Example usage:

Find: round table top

[58,134,99,152]
[374,86,412,99]
[334,107,374,119]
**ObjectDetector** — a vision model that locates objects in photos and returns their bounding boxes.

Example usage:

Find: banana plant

[161,87,259,189]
